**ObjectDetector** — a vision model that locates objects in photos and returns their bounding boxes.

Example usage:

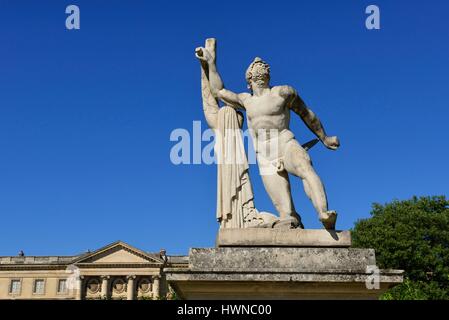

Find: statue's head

[245,57,270,91]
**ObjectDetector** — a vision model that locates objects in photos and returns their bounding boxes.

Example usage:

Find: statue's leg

[283,140,337,230]
[257,156,303,229]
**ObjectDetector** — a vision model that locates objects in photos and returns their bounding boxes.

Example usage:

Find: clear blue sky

[0,0,448,256]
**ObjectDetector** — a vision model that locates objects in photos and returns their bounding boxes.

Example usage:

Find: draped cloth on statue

[199,38,278,229]
[214,106,257,229]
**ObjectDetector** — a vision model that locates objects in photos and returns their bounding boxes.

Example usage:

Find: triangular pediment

[73,241,162,265]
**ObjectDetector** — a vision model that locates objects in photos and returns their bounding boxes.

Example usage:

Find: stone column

[152,275,161,299]
[76,276,84,300]
[126,275,136,300]
[101,275,110,299]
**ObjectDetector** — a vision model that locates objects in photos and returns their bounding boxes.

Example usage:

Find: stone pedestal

[217,228,352,247]
[166,230,403,300]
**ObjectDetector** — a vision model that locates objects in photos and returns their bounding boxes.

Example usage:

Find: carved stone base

[165,247,403,300]
[216,228,352,247]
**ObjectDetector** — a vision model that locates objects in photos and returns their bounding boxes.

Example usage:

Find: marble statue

[196,38,340,230]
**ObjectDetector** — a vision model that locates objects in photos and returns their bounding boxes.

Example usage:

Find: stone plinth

[217,229,351,247]
[165,247,403,300]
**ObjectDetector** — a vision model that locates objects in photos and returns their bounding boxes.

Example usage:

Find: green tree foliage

[352,196,449,300]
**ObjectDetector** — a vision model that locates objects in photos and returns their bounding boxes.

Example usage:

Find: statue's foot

[319,210,337,230]
[273,216,304,229]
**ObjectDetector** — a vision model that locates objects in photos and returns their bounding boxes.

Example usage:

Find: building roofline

[0,241,187,265]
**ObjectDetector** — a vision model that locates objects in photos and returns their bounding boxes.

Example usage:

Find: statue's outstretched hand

[323,136,340,150]
[195,47,213,64]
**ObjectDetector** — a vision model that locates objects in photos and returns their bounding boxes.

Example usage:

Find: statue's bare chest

[245,94,287,120]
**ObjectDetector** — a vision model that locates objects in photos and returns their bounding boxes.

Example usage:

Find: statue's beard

[252,74,270,88]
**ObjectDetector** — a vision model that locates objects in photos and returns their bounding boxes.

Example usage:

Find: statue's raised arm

[195,46,247,110]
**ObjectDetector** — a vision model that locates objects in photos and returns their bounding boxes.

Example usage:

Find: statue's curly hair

[245,57,271,89]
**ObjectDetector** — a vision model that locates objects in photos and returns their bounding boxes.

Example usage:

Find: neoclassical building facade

[0,241,188,300]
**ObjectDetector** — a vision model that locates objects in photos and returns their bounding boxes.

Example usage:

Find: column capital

[100,275,110,280]
[126,275,136,280]
[77,275,85,280]
[153,275,161,280]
